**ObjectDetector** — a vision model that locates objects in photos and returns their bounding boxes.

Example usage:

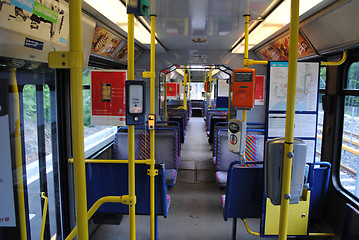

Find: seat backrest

[155,129,179,169]
[208,116,227,144]
[168,116,185,143]
[212,123,228,156]
[206,110,227,131]
[224,161,264,220]
[114,129,179,170]
[216,130,242,171]
[307,162,331,220]
[86,163,168,217]
[216,130,264,171]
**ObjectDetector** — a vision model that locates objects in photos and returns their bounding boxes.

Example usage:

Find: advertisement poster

[91,25,123,58]
[257,31,315,61]
[166,83,178,97]
[0,81,16,227]
[255,75,264,105]
[0,0,69,46]
[91,70,127,126]
[115,42,128,62]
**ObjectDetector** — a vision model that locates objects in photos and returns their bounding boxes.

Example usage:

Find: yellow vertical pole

[149,13,157,240]
[164,75,168,122]
[128,13,137,240]
[188,68,191,100]
[208,68,212,109]
[278,1,300,239]
[69,0,89,239]
[183,66,188,110]
[228,78,232,121]
[10,69,27,240]
[242,14,250,122]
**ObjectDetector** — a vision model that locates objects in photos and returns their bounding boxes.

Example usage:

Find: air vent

[190,55,207,64]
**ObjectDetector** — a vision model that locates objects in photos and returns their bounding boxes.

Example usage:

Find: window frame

[336,57,359,206]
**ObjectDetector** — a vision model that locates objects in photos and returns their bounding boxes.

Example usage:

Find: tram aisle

[177,117,214,182]
[90,117,265,239]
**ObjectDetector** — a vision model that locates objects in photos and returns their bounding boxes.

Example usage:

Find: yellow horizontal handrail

[243,59,269,67]
[66,195,134,240]
[321,51,347,66]
[309,232,335,237]
[68,158,154,165]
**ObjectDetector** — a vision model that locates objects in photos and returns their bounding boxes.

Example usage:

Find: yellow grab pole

[183,66,188,110]
[164,75,168,122]
[10,68,27,240]
[208,68,212,109]
[40,192,49,240]
[149,14,157,240]
[128,13,137,240]
[278,1,300,239]
[188,68,191,100]
[243,15,250,69]
[242,14,250,122]
[228,76,232,121]
[242,14,250,119]
[68,0,88,239]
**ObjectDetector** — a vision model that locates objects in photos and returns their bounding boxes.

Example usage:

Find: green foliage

[319,67,326,89]
[23,85,52,123]
[347,62,359,90]
[22,69,93,127]
[83,69,92,126]
[23,85,37,121]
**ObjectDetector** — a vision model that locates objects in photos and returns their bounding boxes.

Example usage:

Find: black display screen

[235,72,252,82]
[229,122,239,133]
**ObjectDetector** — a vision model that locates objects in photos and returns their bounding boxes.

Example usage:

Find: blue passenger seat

[214,130,264,187]
[114,128,180,186]
[86,163,170,239]
[222,161,264,239]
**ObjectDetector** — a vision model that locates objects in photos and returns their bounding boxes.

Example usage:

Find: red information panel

[167,83,178,97]
[91,70,127,126]
[255,75,265,105]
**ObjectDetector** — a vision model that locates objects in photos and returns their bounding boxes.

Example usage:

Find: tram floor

[90,181,270,240]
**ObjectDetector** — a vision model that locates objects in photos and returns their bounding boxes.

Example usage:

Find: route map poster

[91,70,127,126]
[268,62,319,112]
[266,61,320,163]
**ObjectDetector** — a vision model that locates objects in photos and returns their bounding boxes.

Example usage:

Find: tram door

[0,57,62,240]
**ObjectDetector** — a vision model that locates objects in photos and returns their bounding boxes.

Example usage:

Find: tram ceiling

[145,0,339,53]
[152,0,273,51]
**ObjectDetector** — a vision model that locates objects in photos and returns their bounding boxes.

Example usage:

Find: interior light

[231,0,324,53]
[175,69,184,76]
[211,69,220,76]
[84,0,155,45]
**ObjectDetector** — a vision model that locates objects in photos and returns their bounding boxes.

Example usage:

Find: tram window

[319,66,327,89]
[22,83,58,239]
[316,67,326,161]
[190,83,205,100]
[82,69,117,156]
[340,62,359,199]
